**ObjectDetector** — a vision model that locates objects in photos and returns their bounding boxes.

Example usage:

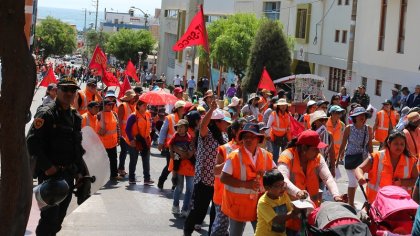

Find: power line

[314,0,337,45]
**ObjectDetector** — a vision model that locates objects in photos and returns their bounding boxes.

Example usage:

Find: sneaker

[129,179,137,184]
[157,180,164,190]
[171,205,180,215]
[180,210,189,218]
[144,180,155,185]
[110,176,123,181]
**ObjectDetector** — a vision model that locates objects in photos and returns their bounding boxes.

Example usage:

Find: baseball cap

[104,90,117,99]
[382,99,392,105]
[316,100,329,107]
[211,109,232,123]
[329,105,345,114]
[307,100,317,107]
[296,130,328,149]
[47,83,57,90]
[174,119,189,127]
[173,87,183,94]
[87,78,97,85]
[174,100,186,109]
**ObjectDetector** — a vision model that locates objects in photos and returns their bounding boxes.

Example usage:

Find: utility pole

[345,0,358,88]
[94,0,99,31]
[83,8,87,31]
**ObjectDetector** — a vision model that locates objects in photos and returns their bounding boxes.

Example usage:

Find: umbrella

[138,89,179,105]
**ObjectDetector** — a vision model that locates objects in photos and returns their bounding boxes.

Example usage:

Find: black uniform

[27,100,86,235]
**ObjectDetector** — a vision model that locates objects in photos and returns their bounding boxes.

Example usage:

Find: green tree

[243,20,293,93]
[204,14,261,80]
[105,29,155,64]
[36,16,77,58]
[85,29,110,54]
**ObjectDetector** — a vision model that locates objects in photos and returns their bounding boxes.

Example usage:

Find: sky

[38,0,161,16]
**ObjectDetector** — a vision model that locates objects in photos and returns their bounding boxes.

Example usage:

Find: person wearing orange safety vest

[157,100,186,190]
[117,89,138,177]
[355,130,418,203]
[403,112,420,161]
[373,99,399,149]
[300,100,317,130]
[220,123,276,235]
[212,119,243,235]
[97,98,120,180]
[73,78,102,115]
[258,89,272,122]
[81,101,100,131]
[125,99,155,185]
[267,98,292,164]
[278,130,343,234]
[326,105,346,164]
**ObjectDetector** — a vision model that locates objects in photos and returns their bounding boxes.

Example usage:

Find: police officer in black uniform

[27,78,86,235]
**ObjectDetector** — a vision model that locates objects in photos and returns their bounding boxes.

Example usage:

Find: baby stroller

[308,201,371,236]
[360,185,418,235]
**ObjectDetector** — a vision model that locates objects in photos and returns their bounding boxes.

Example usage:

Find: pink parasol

[138,89,179,105]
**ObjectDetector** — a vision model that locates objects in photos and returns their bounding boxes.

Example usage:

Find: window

[328,67,346,92]
[375,80,382,96]
[263,2,281,20]
[397,0,407,53]
[342,30,347,43]
[164,9,178,18]
[114,19,118,24]
[338,0,342,5]
[378,0,387,51]
[335,30,340,42]
[345,0,350,5]
[295,4,311,44]
[361,77,368,88]
[204,15,225,23]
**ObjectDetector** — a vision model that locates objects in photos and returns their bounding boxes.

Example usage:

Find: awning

[273,74,325,84]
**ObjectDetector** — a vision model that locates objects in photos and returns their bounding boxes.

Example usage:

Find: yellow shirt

[255,192,293,236]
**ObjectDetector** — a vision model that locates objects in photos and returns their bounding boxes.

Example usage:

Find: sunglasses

[59,87,77,93]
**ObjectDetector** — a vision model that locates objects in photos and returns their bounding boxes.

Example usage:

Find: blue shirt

[187,79,196,89]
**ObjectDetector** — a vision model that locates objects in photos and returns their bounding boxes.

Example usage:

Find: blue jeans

[128,146,151,181]
[173,175,194,212]
[188,88,194,100]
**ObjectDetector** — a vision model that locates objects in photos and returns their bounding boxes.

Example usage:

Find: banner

[125,60,139,82]
[172,5,209,53]
[257,67,276,94]
[89,45,107,74]
[39,67,57,87]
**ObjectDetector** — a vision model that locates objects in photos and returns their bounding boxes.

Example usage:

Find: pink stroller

[360,185,418,235]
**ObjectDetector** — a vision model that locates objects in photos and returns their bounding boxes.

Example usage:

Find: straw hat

[276,98,289,106]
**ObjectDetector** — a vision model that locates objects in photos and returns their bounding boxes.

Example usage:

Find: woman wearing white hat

[226,96,242,120]
[300,100,317,130]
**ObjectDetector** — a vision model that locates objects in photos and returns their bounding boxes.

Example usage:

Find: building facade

[158,0,420,110]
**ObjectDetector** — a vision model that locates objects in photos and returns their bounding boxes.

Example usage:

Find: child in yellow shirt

[255,169,294,236]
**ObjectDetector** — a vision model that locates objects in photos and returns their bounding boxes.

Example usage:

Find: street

[25,83,366,236]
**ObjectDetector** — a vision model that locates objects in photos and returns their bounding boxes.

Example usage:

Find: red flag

[290,115,305,138]
[102,71,120,87]
[125,60,139,82]
[39,67,57,87]
[258,67,276,94]
[172,5,209,52]
[89,45,107,74]
[118,76,132,99]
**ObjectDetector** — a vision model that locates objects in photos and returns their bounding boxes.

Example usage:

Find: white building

[101,10,149,32]
[158,0,420,110]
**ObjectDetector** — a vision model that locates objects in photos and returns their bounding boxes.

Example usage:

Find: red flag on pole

[39,67,57,87]
[125,60,139,82]
[172,5,209,53]
[118,76,132,99]
[102,71,120,87]
[89,45,107,74]
[257,67,276,94]
[290,115,305,138]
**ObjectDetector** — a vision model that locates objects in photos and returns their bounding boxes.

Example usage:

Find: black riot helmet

[34,178,69,210]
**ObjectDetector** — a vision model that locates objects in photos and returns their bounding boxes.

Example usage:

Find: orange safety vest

[375,110,398,142]
[303,113,311,130]
[366,149,416,203]
[168,128,196,176]
[120,102,136,143]
[221,147,273,222]
[81,112,97,131]
[213,141,240,205]
[77,89,101,115]
[258,97,268,122]
[97,111,119,149]
[279,148,321,231]
[403,128,420,159]
[164,113,180,147]
[270,111,292,141]
[129,111,151,140]
[326,118,345,159]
